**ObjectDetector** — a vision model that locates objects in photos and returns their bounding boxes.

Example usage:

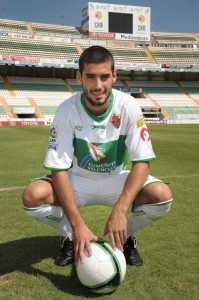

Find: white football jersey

[44,88,155,177]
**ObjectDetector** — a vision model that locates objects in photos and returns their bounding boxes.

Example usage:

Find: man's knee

[152,182,173,203]
[22,180,53,208]
[135,182,173,207]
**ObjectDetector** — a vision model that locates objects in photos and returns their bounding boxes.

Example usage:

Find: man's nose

[94,77,103,88]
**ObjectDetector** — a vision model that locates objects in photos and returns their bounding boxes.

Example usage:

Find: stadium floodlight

[60,14,65,25]
[155,20,159,32]
[0,6,6,18]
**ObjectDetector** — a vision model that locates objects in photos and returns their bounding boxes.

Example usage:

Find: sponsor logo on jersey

[110,113,121,128]
[137,116,145,128]
[75,125,83,131]
[91,125,106,130]
[86,161,116,172]
[49,126,58,144]
[80,143,105,168]
[79,142,117,172]
[141,127,150,142]
[48,144,57,151]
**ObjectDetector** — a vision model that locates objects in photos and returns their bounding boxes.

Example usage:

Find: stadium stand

[1,76,73,122]
[0,17,199,125]
[31,22,82,38]
[148,46,199,66]
[151,32,198,45]
[0,36,80,59]
[0,18,29,34]
[81,44,152,64]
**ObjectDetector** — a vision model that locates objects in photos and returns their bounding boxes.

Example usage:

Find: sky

[0,0,198,33]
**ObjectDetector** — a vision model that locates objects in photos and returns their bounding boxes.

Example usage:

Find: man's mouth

[91,90,105,97]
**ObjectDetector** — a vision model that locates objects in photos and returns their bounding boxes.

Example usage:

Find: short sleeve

[125,98,156,162]
[44,102,75,170]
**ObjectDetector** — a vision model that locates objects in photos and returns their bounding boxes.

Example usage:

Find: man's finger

[109,232,116,250]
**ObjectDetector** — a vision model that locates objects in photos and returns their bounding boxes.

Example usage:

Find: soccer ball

[76,240,126,294]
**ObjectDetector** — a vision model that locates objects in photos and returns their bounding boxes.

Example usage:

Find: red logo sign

[141,128,150,142]
[89,32,115,39]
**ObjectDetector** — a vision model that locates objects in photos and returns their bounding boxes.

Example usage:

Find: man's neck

[84,98,111,116]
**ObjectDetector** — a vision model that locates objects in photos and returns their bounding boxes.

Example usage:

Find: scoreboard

[81,2,150,41]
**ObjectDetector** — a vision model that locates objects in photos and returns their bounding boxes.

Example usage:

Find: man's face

[76,62,117,111]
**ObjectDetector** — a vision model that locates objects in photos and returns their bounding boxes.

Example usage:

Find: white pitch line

[0,173,198,193]
[0,186,25,192]
[159,174,199,179]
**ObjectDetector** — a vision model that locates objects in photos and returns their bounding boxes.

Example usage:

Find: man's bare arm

[104,162,150,250]
[51,170,98,263]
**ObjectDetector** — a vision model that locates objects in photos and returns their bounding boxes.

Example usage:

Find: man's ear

[112,70,117,83]
[76,70,82,83]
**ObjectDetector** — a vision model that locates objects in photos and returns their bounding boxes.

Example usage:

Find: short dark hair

[79,45,115,74]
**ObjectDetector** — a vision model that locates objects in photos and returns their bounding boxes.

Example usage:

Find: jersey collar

[80,92,114,122]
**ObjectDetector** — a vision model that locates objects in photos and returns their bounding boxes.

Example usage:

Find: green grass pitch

[0,124,198,300]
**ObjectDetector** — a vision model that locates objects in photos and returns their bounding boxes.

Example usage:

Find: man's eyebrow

[85,73,95,76]
[84,73,111,77]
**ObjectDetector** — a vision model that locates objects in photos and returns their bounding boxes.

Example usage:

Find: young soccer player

[22,46,173,266]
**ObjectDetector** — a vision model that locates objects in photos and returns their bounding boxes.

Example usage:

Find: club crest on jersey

[110,113,121,128]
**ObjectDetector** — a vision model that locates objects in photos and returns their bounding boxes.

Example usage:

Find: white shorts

[36,172,164,211]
